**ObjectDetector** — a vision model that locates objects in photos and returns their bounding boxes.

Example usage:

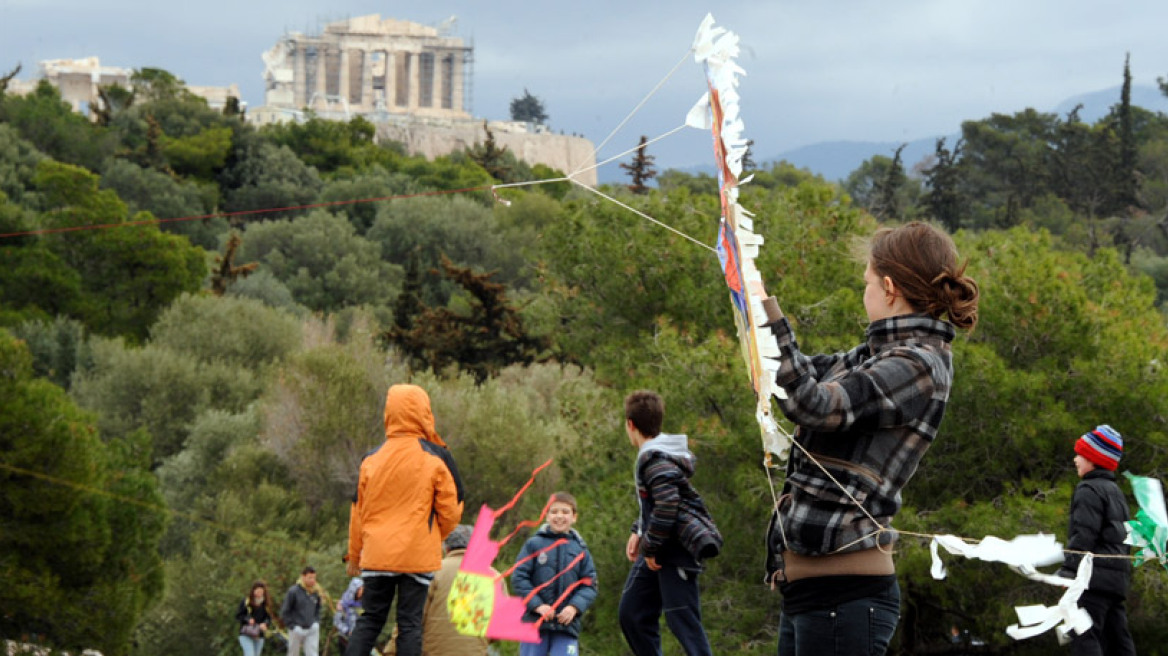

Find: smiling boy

[511,492,599,656]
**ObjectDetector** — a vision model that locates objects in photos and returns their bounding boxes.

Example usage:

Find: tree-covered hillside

[2,67,1168,656]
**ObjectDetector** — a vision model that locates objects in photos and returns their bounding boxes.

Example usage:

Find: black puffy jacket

[1058,470,1131,596]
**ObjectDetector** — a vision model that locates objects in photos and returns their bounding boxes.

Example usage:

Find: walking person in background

[281,566,326,656]
[333,577,364,654]
[618,391,722,656]
[757,221,979,656]
[237,580,276,656]
[344,384,464,656]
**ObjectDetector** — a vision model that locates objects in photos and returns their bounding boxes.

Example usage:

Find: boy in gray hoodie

[617,390,721,656]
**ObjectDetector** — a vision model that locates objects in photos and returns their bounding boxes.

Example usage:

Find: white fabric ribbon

[929,534,1092,642]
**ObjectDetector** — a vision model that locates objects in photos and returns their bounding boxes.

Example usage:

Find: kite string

[521,551,587,606]
[570,47,695,177]
[496,537,568,580]
[569,179,716,253]
[580,124,689,177]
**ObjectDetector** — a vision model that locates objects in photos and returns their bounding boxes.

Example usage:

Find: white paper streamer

[930,534,1093,642]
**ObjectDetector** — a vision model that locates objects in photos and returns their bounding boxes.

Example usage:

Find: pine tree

[0,62,21,96]
[470,120,511,181]
[741,139,757,172]
[872,144,907,221]
[1114,53,1139,212]
[509,88,548,125]
[923,138,965,232]
[384,256,547,382]
[223,95,245,118]
[209,232,258,296]
[620,135,657,194]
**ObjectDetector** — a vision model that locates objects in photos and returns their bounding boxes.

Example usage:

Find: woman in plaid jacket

[757,222,980,656]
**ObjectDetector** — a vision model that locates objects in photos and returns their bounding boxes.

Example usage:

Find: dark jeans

[618,557,712,656]
[344,574,429,656]
[778,581,900,656]
[1071,590,1135,656]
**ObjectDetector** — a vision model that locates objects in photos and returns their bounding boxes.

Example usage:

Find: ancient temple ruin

[257,14,472,123]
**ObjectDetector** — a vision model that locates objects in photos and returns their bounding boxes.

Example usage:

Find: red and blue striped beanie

[1075,425,1123,471]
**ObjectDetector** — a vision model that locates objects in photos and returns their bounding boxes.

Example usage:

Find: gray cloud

[3,0,1166,170]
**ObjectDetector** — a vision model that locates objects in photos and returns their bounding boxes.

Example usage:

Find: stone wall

[377,120,598,187]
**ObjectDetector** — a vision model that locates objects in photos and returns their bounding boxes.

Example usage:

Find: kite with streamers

[446,460,594,644]
[685,14,790,465]
[930,533,1093,643]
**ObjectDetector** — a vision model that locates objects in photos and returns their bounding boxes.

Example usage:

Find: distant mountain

[760,84,1168,183]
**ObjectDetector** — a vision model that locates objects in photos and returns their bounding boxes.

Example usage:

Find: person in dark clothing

[1058,425,1136,656]
[512,492,599,656]
[618,390,721,656]
[281,566,325,656]
[236,580,276,656]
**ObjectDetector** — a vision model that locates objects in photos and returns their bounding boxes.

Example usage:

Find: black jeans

[343,574,429,656]
[618,557,713,656]
[1071,590,1135,656]
[777,581,900,656]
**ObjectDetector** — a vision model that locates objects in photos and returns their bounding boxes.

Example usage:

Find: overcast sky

[4,0,1168,172]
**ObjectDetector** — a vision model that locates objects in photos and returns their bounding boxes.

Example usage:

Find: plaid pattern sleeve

[768,316,940,433]
[762,314,956,555]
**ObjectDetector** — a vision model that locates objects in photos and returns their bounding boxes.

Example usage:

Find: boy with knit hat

[1057,425,1135,656]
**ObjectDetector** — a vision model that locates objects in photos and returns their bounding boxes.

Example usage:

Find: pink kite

[446,460,593,644]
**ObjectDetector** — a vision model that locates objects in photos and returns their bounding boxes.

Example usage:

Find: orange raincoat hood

[383,384,446,447]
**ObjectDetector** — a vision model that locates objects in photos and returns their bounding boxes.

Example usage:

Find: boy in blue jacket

[618,390,720,656]
[512,491,598,656]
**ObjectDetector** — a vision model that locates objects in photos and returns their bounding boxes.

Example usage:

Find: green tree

[0,123,46,207]
[844,147,920,221]
[98,157,222,248]
[35,160,207,341]
[237,209,401,313]
[161,125,233,180]
[468,121,511,181]
[0,80,114,171]
[8,315,89,389]
[0,62,20,96]
[262,115,392,175]
[509,88,549,125]
[92,82,136,127]
[871,143,907,220]
[960,109,1059,227]
[1114,53,1140,212]
[620,135,657,194]
[1049,106,1120,254]
[366,194,524,307]
[210,232,259,296]
[130,67,188,104]
[0,330,165,654]
[921,137,966,232]
[385,257,549,383]
[219,138,322,217]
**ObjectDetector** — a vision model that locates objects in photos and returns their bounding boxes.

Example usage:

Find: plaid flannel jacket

[766,314,955,556]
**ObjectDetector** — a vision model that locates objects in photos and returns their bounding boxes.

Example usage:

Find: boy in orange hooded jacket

[344,384,464,656]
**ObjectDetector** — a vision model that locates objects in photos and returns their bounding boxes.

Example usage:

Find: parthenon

[258,14,472,122]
